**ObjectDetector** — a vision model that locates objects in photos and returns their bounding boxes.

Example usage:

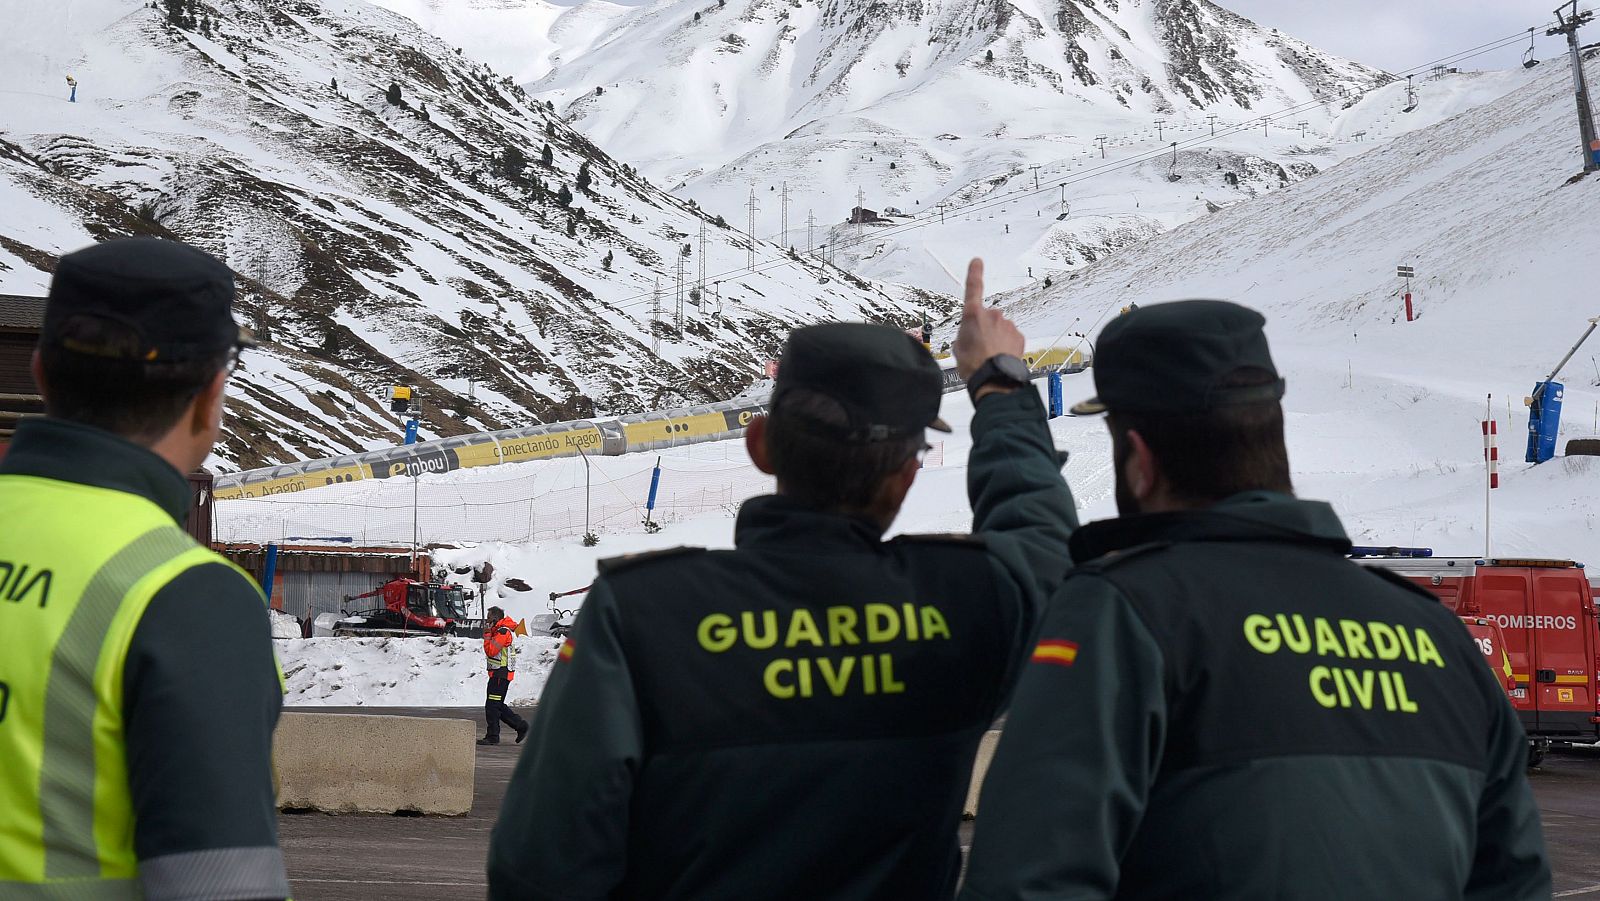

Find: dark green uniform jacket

[0,418,287,900]
[961,491,1551,901]
[488,388,1077,900]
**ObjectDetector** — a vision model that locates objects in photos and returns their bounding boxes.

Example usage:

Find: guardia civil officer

[0,239,288,900]
[960,301,1550,900]
[488,260,1078,900]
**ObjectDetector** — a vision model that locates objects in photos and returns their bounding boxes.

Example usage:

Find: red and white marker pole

[1482,394,1499,558]
[1397,264,1417,322]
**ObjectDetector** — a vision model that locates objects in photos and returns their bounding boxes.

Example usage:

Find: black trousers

[485,669,527,740]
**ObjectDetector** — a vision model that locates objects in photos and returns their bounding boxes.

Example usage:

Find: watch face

[996,354,1030,382]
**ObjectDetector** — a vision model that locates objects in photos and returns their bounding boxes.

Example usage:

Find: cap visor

[928,416,952,433]
[1068,397,1108,416]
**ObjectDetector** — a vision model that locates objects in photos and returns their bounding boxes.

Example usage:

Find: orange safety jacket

[484,617,518,679]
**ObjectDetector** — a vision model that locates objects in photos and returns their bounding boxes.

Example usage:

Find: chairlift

[1523,28,1540,68]
[1165,142,1182,183]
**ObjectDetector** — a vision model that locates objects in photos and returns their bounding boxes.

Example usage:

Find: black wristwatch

[965,354,1030,401]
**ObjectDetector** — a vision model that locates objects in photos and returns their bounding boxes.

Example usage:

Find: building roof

[0,294,46,331]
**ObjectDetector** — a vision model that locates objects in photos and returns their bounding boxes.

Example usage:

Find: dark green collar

[1069,490,1352,564]
[735,494,886,552]
[0,418,193,524]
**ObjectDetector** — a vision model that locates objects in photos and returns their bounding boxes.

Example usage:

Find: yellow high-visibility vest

[0,472,263,896]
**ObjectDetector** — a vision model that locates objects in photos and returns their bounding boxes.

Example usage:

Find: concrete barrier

[964,729,1002,818]
[273,713,475,815]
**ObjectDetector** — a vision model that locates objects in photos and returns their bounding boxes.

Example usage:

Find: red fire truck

[1355,548,1599,764]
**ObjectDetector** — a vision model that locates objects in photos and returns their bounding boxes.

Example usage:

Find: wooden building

[0,294,45,450]
[217,544,432,624]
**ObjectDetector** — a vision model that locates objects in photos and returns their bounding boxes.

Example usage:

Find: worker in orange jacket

[479,606,529,746]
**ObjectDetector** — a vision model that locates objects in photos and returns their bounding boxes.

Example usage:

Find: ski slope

[994,50,1600,563]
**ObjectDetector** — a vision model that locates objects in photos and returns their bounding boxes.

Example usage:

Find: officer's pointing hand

[953,258,1025,380]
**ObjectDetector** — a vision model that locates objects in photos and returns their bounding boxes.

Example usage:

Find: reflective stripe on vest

[0,474,264,896]
[41,527,196,881]
[485,618,517,671]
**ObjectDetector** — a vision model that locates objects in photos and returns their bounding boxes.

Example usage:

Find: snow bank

[269,610,303,639]
[277,635,562,707]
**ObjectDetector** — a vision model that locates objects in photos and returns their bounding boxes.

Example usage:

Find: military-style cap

[1071,299,1284,416]
[773,323,951,442]
[44,237,254,363]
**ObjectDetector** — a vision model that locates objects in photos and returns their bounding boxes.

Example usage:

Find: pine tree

[576,160,592,192]
[602,250,614,270]
[165,0,182,25]
[557,184,573,207]
[330,76,338,91]
[595,86,604,96]
[540,144,553,167]
[502,145,527,180]
[386,82,402,105]
[567,218,577,237]
[985,49,994,62]
[1043,276,1053,288]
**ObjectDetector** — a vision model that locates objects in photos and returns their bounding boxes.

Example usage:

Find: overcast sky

[1223,0,1573,73]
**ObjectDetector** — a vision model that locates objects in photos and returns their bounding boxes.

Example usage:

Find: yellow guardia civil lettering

[698,603,950,699]
[1243,613,1442,714]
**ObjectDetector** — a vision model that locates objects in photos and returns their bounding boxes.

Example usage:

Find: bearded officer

[960,300,1549,900]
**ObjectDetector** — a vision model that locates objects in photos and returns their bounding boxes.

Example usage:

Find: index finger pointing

[963,258,985,315]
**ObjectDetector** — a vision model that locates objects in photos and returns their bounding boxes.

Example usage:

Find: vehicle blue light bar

[1348,546,1435,558]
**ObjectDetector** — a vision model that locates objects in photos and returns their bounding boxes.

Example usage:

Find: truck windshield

[434,588,468,619]
[405,585,431,615]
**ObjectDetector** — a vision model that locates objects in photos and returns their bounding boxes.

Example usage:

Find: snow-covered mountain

[0,0,943,469]
[983,49,1600,556]
[491,0,1393,292]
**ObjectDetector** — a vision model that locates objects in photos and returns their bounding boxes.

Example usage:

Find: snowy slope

[371,0,1545,297]
[992,50,1600,560]
[499,0,1396,293]
[0,0,944,469]
[367,0,631,86]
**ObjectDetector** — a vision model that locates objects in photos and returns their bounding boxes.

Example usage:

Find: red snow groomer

[332,577,485,637]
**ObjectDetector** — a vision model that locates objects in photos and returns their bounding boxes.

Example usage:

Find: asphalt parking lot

[279,708,1600,899]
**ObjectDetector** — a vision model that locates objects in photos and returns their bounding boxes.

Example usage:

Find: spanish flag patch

[558,638,576,662]
[1032,639,1079,667]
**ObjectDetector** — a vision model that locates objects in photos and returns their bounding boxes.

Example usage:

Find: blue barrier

[1047,372,1064,419]
[1525,380,1564,464]
[263,543,279,600]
